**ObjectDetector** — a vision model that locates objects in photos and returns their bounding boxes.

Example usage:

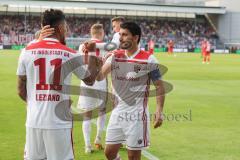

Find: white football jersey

[111,32,120,47]
[106,48,160,114]
[79,38,107,91]
[27,39,38,46]
[17,38,87,129]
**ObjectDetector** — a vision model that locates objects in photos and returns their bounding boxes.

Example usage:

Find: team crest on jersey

[134,65,141,73]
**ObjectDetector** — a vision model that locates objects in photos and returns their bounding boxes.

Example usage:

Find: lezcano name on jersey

[36,94,60,101]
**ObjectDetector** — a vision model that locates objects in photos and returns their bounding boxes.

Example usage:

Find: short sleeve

[16,49,26,76]
[111,32,120,47]
[148,55,161,81]
[148,55,159,64]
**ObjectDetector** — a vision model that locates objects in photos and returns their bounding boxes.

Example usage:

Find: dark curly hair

[41,9,65,28]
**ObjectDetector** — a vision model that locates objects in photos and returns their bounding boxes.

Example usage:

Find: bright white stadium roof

[0,0,226,17]
[53,0,221,7]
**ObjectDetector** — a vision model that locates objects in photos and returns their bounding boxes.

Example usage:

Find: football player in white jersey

[78,24,108,153]
[111,17,124,46]
[88,22,165,160]
[17,9,100,160]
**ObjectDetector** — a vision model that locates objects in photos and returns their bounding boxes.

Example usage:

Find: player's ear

[134,35,139,43]
[57,24,64,34]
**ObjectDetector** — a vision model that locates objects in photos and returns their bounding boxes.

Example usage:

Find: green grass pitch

[0,50,239,160]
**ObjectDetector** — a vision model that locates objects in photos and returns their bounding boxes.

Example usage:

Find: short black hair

[120,22,141,44]
[41,9,65,28]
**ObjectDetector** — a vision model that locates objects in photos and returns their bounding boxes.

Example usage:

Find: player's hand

[38,25,55,41]
[82,41,96,64]
[153,111,164,129]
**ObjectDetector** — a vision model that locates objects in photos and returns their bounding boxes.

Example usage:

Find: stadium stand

[0,14,219,50]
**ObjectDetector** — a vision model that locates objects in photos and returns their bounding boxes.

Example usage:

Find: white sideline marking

[91,120,160,160]
[141,150,160,160]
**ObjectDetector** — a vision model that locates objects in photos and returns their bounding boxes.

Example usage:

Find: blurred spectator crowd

[0,14,219,49]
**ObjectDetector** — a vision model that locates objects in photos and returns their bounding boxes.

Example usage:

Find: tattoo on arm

[18,76,27,102]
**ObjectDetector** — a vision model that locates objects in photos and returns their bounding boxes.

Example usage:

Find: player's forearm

[96,62,111,81]
[155,81,165,113]
[18,79,27,102]
[18,90,27,102]
[17,76,27,102]
[96,71,106,81]
[87,56,103,83]
[156,93,164,113]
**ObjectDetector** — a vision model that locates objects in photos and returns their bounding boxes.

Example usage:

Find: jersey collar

[43,38,59,42]
[125,47,140,59]
[91,38,102,43]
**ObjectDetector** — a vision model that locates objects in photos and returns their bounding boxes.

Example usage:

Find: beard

[119,40,133,50]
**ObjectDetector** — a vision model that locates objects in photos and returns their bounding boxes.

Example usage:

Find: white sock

[96,114,106,140]
[82,120,91,147]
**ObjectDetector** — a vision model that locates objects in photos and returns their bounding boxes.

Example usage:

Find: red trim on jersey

[134,50,151,60]
[142,77,150,147]
[92,39,102,43]
[114,50,151,64]
[111,76,118,108]
[96,48,100,57]
[26,40,77,54]
[115,59,147,64]
[71,126,75,158]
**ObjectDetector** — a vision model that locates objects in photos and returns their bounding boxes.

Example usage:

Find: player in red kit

[148,39,155,54]
[201,39,207,63]
[202,39,211,64]
[167,40,174,55]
